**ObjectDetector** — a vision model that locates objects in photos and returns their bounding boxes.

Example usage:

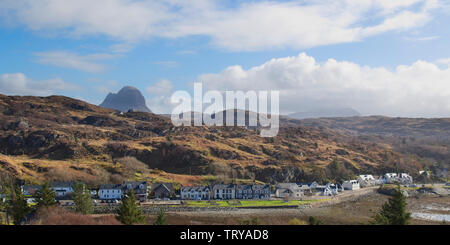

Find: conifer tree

[117,190,145,225]
[9,186,30,225]
[153,209,167,225]
[73,182,94,214]
[0,173,14,225]
[35,182,57,208]
[371,186,411,225]
[0,186,7,225]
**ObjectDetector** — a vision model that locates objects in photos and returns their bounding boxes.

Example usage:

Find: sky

[0,0,450,117]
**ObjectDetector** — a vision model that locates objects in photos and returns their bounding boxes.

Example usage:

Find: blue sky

[0,0,450,117]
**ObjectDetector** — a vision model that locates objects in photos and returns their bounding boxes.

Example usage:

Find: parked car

[106,199,119,204]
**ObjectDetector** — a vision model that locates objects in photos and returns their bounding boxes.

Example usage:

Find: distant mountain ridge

[100,86,151,113]
[288,107,360,119]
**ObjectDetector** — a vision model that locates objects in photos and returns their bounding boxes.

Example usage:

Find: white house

[50,182,74,198]
[181,186,211,200]
[123,181,148,202]
[275,183,304,199]
[99,184,122,200]
[212,184,235,200]
[252,185,271,200]
[383,173,413,184]
[399,173,413,184]
[236,185,253,199]
[358,175,376,187]
[308,182,319,189]
[315,186,333,196]
[325,183,342,195]
[342,180,360,190]
[383,173,398,184]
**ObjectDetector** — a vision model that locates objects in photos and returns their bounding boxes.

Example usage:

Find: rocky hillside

[286,116,450,179]
[0,94,436,186]
[291,116,450,140]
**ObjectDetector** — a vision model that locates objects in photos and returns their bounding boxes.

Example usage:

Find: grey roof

[276,183,304,194]
[213,184,235,189]
[297,185,312,190]
[277,188,298,194]
[50,181,74,188]
[22,185,41,189]
[236,185,252,190]
[297,183,315,188]
[251,185,270,190]
[181,186,210,192]
[123,181,148,191]
[99,184,122,190]
[276,183,299,189]
[151,183,174,192]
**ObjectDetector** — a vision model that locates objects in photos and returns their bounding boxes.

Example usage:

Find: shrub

[239,217,260,225]
[117,157,149,177]
[110,174,125,184]
[308,216,323,225]
[153,209,167,225]
[30,206,121,225]
[288,218,307,225]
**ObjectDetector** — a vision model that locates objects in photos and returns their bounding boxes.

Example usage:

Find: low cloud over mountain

[199,53,450,118]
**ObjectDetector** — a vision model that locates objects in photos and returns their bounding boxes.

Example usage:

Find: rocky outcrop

[80,116,125,127]
[99,86,151,113]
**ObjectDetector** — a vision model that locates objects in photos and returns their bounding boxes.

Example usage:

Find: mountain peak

[119,86,139,92]
[99,86,151,113]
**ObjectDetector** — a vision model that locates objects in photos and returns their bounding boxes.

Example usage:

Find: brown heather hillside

[0,94,438,186]
[287,116,450,179]
[291,116,450,140]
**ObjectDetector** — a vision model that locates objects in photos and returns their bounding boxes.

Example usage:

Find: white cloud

[146,79,173,95]
[0,0,446,51]
[360,11,430,37]
[87,78,120,94]
[146,79,175,114]
[0,73,78,96]
[404,35,440,41]
[0,0,171,40]
[436,58,450,65]
[198,53,450,118]
[34,51,116,73]
[109,42,136,53]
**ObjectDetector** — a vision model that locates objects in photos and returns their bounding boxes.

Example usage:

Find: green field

[184,199,327,208]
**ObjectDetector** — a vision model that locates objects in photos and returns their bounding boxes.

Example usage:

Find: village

[17,172,416,207]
